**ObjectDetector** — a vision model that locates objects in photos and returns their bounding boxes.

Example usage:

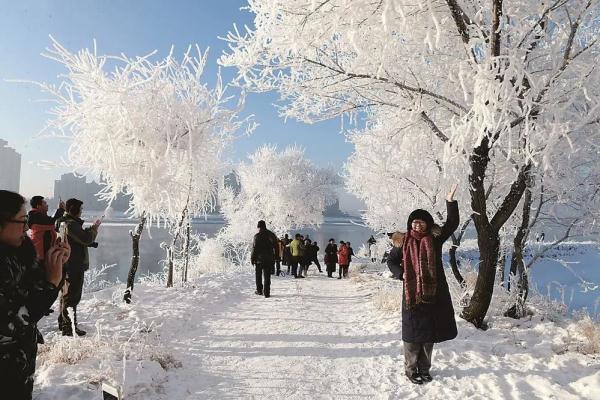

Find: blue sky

[0,1,361,210]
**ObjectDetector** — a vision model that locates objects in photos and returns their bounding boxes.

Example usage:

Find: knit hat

[407,209,434,232]
[257,220,266,229]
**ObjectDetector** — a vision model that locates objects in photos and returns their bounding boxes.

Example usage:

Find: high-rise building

[0,139,21,192]
[52,173,131,212]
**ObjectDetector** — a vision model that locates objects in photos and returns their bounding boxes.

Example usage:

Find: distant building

[324,198,347,217]
[51,173,130,212]
[0,139,21,192]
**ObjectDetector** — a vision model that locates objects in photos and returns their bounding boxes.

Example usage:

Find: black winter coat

[56,214,97,273]
[386,246,403,279]
[251,229,279,265]
[324,243,338,264]
[401,201,459,344]
[0,238,59,399]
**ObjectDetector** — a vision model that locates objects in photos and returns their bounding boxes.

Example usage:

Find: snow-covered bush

[37,332,110,366]
[187,237,232,278]
[372,284,403,312]
[84,264,117,293]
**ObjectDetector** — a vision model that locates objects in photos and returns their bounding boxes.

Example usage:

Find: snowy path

[175,273,401,399]
[35,267,600,399]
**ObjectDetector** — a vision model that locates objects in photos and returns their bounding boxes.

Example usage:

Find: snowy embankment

[34,262,600,399]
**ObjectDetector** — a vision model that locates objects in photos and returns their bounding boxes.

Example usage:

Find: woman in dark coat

[324,238,338,278]
[399,184,459,384]
[0,190,70,399]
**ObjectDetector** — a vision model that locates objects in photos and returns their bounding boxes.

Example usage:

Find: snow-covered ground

[34,262,600,399]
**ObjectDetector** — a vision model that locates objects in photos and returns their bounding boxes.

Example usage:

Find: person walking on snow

[401,184,459,385]
[337,241,350,279]
[250,220,279,298]
[311,241,322,273]
[324,238,338,278]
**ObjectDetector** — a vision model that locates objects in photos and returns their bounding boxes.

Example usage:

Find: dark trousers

[2,341,37,400]
[404,341,434,375]
[326,262,336,277]
[312,258,322,271]
[290,256,300,277]
[58,270,84,331]
[273,260,281,276]
[255,262,272,296]
[339,264,349,278]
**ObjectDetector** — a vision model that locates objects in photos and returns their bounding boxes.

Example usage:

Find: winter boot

[406,372,423,385]
[73,308,87,337]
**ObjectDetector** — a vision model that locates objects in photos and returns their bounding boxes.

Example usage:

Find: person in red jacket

[27,196,65,261]
[337,241,350,279]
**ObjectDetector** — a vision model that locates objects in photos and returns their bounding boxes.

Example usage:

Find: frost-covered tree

[218,145,340,263]
[33,37,250,298]
[221,0,600,327]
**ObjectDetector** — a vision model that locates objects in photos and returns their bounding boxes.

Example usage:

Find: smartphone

[58,222,68,242]
[101,383,121,400]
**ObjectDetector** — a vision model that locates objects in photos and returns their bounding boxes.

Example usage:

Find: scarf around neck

[402,229,437,308]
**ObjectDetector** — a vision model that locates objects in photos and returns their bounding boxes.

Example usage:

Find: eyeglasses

[7,216,29,226]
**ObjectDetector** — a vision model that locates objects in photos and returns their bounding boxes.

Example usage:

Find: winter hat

[257,220,266,229]
[329,238,335,242]
[407,209,434,232]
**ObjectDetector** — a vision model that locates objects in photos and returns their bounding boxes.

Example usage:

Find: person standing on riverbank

[401,184,459,385]
[56,198,101,336]
[289,234,304,278]
[251,220,279,298]
[324,238,338,278]
[0,190,70,399]
[337,241,349,279]
[367,235,376,262]
[27,196,65,262]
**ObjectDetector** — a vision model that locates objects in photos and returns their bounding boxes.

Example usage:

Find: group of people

[1,181,460,397]
[250,224,357,298]
[1,190,101,398]
[251,184,461,386]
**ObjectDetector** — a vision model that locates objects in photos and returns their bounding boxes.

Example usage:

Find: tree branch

[303,57,468,113]
[490,163,532,232]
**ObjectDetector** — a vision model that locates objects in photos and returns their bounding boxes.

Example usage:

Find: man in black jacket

[56,198,101,336]
[250,220,279,298]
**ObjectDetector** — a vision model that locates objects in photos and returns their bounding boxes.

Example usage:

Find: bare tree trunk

[461,135,531,328]
[498,245,507,288]
[167,209,188,288]
[183,219,191,283]
[123,215,146,303]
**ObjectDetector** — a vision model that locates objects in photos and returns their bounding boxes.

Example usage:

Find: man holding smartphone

[56,198,101,336]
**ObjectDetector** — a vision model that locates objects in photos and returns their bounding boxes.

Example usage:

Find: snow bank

[33,260,599,399]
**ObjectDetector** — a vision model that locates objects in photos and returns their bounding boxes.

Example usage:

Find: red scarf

[402,230,437,308]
